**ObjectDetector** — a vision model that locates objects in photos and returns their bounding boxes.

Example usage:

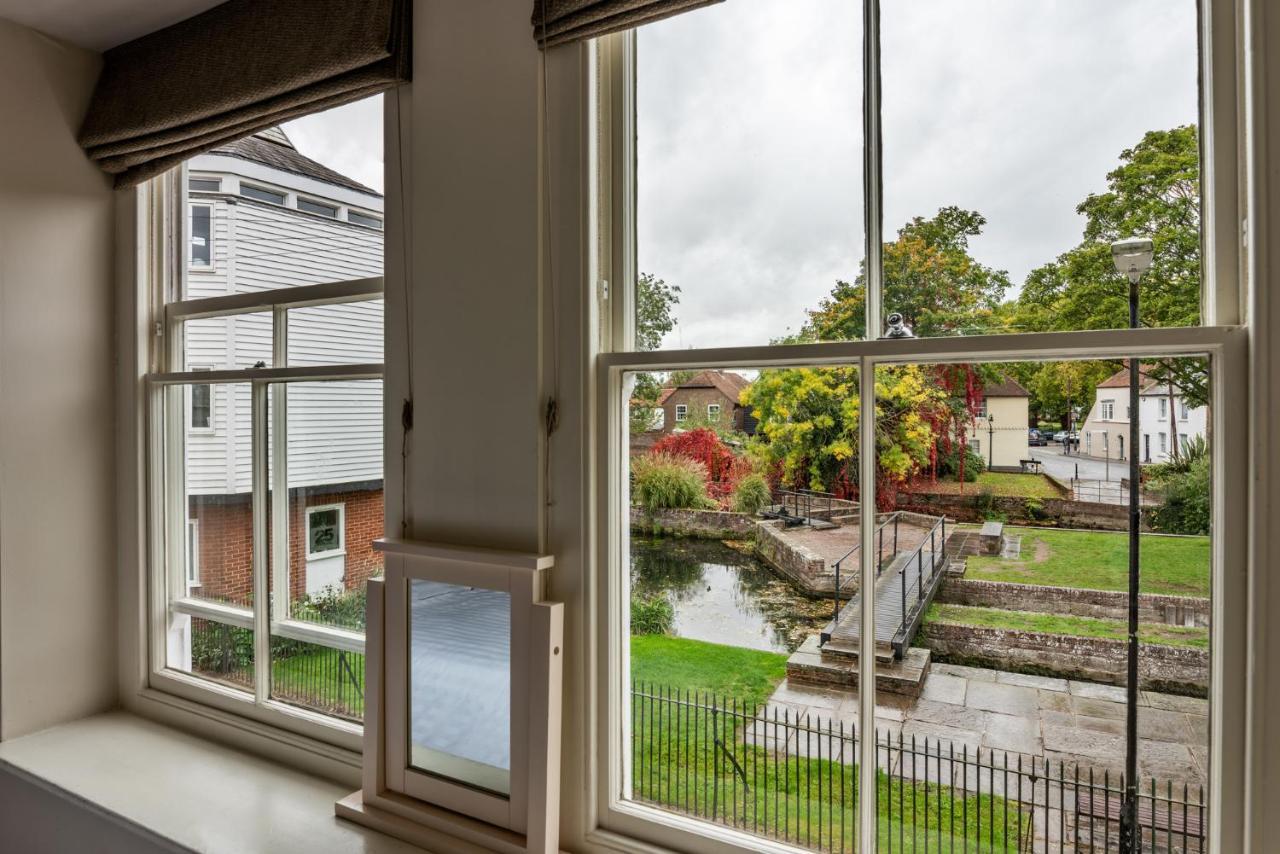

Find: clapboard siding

[184,154,384,497]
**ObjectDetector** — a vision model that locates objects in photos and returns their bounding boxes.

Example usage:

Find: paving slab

[982,712,1042,755]
[768,679,847,710]
[1042,723,1125,761]
[1141,691,1209,714]
[1138,707,1194,743]
[919,672,967,705]
[1036,689,1073,713]
[1072,714,1127,737]
[910,698,987,731]
[931,663,998,682]
[1069,680,1128,703]
[996,671,1069,692]
[1070,695,1127,720]
[965,680,1040,717]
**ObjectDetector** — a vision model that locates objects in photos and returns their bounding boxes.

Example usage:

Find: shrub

[631,595,675,635]
[731,473,772,514]
[632,453,716,511]
[652,427,743,484]
[1148,454,1210,535]
[937,444,986,482]
[1024,497,1046,521]
[191,621,254,671]
[1146,435,1209,481]
[293,585,368,631]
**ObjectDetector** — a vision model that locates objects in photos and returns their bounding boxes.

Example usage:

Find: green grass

[965,526,1210,597]
[630,635,1024,850]
[271,647,365,720]
[925,472,1063,499]
[924,603,1210,649]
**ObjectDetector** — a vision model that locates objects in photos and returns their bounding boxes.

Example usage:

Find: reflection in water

[631,537,829,652]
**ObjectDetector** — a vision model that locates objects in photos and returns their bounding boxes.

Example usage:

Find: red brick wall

[190,484,384,605]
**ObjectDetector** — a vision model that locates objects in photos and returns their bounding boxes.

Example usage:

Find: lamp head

[1111,237,1154,283]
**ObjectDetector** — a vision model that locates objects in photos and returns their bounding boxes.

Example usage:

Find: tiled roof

[1097,362,1156,391]
[982,375,1029,397]
[678,370,751,401]
[210,128,381,197]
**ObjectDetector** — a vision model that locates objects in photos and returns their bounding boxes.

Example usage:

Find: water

[631,536,830,653]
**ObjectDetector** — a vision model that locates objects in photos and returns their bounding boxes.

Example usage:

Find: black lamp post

[986,413,994,470]
[1112,237,1154,854]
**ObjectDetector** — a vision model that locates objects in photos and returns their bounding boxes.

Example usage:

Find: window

[146,96,385,741]
[1159,397,1169,419]
[706,403,720,421]
[189,204,212,268]
[189,176,221,192]
[603,4,1239,845]
[1160,432,1168,453]
[975,398,987,418]
[306,504,345,558]
[349,211,383,229]
[239,183,287,205]
[1181,400,1191,420]
[674,404,687,422]
[297,197,338,218]
[1181,434,1191,453]
[188,367,212,431]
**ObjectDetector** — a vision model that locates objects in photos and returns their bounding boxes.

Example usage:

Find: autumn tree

[630,272,682,434]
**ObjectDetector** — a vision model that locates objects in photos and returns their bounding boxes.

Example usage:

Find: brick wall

[190,483,383,605]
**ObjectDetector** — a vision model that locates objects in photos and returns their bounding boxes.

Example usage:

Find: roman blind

[532,0,723,49]
[79,0,410,187]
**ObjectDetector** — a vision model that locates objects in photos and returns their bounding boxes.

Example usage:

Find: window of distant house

[298,197,338,218]
[1160,432,1168,453]
[975,399,987,418]
[348,211,383,229]
[239,183,287,205]
[707,404,720,421]
[1101,400,1115,420]
[189,367,212,430]
[1180,400,1191,420]
[307,504,345,558]
[190,205,212,268]
[189,176,221,192]
[1159,398,1168,419]
[674,404,687,422]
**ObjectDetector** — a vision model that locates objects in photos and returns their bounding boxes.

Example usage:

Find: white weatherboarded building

[183,127,384,598]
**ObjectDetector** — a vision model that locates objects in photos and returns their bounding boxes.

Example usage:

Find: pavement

[1030,443,1158,506]
[753,664,1209,786]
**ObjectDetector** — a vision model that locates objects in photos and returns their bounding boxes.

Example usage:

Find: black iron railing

[830,512,903,627]
[630,683,1206,853]
[893,515,948,655]
[771,489,839,525]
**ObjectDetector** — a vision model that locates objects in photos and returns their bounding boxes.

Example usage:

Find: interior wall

[0,18,116,739]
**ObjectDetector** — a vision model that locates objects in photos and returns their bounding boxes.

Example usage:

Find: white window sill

[0,712,422,854]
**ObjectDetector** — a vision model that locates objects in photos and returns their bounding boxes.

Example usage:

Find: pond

[630,536,831,653]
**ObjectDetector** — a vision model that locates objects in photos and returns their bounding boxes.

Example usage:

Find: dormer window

[239,183,286,205]
[298,197,338,218]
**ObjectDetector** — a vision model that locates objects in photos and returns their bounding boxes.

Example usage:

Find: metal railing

[630,683,1206,852]
[830,512,903,627]
[894,515,948,655]
[771,489,838,525]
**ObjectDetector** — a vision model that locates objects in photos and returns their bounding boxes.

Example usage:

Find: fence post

[832,561,841,628]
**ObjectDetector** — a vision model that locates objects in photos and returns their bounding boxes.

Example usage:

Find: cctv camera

[884,312,914,339]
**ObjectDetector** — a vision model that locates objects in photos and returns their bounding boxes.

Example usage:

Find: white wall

[0,18,116,738]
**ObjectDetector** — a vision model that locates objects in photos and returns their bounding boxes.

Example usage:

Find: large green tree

[630,273,682,433]
[804,207,1012,340]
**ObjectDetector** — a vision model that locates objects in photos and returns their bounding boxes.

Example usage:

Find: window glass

[240,184,287,205]
[298,197,339,218]
[636,1,865,350]
[189,370,212,430]
[408,580,511,796]
[287,299,384,366]
[189,176,221,192]
[348,211,383,229]
[190,205,212,267]
[882,0,1201,338]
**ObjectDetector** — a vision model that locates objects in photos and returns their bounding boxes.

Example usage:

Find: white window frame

[589,5,1249,849]
[1102,399,1116,420]
[1181,400,1192,420]
[189,202,214,271]
[297,196,340,219]
[1161,432,1169,453]
[673,403,687,422]
[1159,397,1169,419]
[239,182,288,206]
[306,503,346,559]
[706,403,720,422]
[185,518,201,590]
[187,365,215,433]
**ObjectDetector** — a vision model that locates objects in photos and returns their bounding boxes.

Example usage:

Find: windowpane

[636,2,865,350]
[297,197,338,218]
[183,312,273,369]
[271,637,365,723]
[240,184,287,205]
[348,211,382,229]
[190,205,212,267]
[189,176,221,193]
[881,0,1201,339]
[175,618,255,693]
[408,579,511,796]
[286,298,384,366]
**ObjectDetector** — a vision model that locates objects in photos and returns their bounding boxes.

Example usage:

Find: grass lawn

[965,526,1210,597]
[272,647,365,720]
[921,471,1063,499]
[630,635,1023,851]
[924,603,1210,650]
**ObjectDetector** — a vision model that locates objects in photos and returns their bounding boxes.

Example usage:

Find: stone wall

[938,578,1210,627]
[629,506,757,539]
[899,491,1141,531]
[920,622,1208,696]
[754,520,840,595]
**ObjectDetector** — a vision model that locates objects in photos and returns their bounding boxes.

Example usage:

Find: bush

[632,453,716,511]
[731,473,772,514]
[292,585,368,631]
[937,444,986,482]
[191,621,254,671]
[1148,455,1210,535]
[631,595,674,635]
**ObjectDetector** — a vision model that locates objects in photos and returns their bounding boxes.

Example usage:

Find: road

[1029,443,1123,483]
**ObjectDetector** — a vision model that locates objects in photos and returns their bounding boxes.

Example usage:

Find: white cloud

[282,95,385,195]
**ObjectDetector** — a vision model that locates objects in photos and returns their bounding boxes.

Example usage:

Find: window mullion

[271,308,290,627]
[857,356,878,851]
[863,0,884,342]
[251,381,271,704]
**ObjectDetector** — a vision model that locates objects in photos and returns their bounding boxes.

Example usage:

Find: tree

[1015,126,1201,333]
[804,207,1012,340]
[630,272,682,434]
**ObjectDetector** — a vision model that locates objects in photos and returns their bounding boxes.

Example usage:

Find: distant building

[657,371,755,435]
[1081,365,1207,463]
[185,127,384,603]
[968,376,1031,472]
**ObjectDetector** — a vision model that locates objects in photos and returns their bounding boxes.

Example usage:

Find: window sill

[0,712,419,854]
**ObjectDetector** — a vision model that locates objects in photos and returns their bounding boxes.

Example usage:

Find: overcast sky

[637,0,1198,349]
[279,2,1197,352]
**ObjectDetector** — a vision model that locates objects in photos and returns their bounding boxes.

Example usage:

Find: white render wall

[1081,385,1207,463]
[183,159,385,496]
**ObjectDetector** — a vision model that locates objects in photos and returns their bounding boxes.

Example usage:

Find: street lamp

[1112,236,1153,854]
[986,413,995,470]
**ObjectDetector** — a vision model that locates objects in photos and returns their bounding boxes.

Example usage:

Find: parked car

[1029,429,1048,446]
[1052,430,1068,443]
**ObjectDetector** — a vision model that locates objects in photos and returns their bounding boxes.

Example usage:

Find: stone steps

[786,636,931,698]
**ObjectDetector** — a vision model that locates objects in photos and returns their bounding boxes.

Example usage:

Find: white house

[968,376,1031,472]
[184,127,385,600]
[1081,365,1207,463]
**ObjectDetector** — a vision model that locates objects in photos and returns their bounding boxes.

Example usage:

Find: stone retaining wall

[938,578,1210,627]
[754,520,840,595]
[920,622,1208,696]
[629,506,757,539]
[899,491,1143,532]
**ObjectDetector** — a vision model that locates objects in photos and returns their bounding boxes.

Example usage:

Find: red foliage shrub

[651,428,752,504]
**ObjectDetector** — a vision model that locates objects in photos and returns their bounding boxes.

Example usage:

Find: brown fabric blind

[79,0,410,188]
[532,0,723,49]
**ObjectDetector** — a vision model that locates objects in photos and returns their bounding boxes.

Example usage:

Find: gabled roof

[982,375,1029,397]
[657,388,675,405]
[209,127,381,198]
[674,370,751,402]
[1097,362,1158,392]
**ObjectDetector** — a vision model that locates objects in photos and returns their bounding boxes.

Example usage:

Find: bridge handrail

[897,514,948,648]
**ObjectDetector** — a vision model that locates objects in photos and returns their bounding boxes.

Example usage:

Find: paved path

[754,664,1208,786]
[1030,444,1119,483]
